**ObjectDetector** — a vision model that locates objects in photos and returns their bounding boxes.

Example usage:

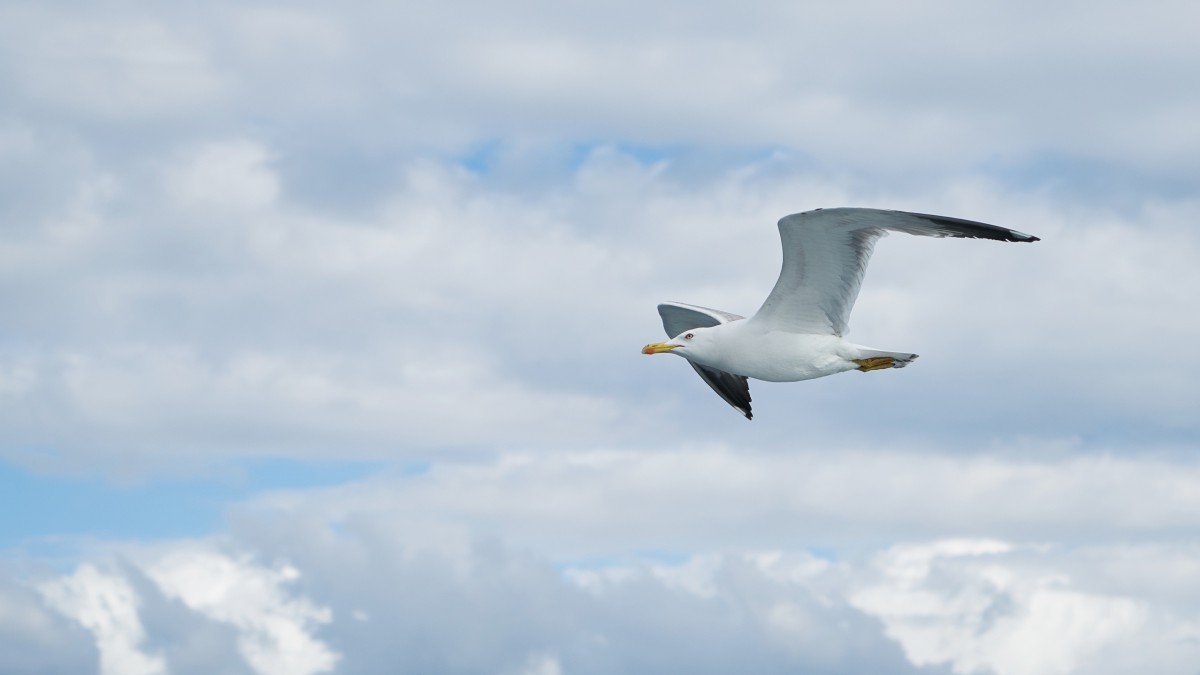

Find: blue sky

[3,1,1200,673]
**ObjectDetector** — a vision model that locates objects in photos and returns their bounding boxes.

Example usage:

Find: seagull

[641,207,1039,419]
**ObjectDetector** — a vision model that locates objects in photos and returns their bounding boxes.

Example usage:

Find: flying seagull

[641,207,1039,419]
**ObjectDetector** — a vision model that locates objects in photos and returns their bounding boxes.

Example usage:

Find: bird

[641,207,1039,419]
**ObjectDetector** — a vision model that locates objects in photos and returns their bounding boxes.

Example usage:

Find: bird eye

[684,333,694,340]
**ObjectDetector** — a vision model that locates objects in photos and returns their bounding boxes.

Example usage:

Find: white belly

[699,329,859,382]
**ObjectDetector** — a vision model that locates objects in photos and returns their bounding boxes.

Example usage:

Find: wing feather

[687,363,753,420]
[656,302,753,420]
[750,207,1038,335]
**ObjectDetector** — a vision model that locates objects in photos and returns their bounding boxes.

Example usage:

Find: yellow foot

[852,357,895,372]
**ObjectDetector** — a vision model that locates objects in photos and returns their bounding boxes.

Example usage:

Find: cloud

[850,540,1146,675]
[4,1,1197,183]
[164,141,279,212]
[0,577,98,674]
[40,564,168,675]
[145,548,339,675]
[240,446,1200,557]
[1,2,1196,475]
[39,551,337,675]
[29,442,1191,673]
[32,535,920,675]
[504,653,565,675]
[24,523,1200,674]
[2,146,1197,475]
[0,10,225,119]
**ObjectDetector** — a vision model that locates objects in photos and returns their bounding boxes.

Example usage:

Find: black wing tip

[996,230,1040,243]
[737,386,753,420]
[998,226,1040,243]
[905,211,1041,243]
[693,364,753,420]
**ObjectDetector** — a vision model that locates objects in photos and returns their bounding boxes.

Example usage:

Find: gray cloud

[0,577,98,674]
[123,562,253,675]
[35,532,928,675]
[28,517,1200,674]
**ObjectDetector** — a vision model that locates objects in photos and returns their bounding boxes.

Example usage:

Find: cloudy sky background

[2,1,1199,673]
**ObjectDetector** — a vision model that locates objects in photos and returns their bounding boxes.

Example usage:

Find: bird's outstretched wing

[750,208,1039,336]
[657,301,753,420]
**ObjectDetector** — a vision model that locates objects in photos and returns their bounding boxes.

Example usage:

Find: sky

[2,1,1199,673]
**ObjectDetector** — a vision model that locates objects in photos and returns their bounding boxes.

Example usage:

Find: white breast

[699,322,857,382]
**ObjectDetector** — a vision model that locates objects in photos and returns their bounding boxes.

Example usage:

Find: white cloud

[3,13,224,118]
[26,526,1200,674]
[242,447,1200,557]
[30,535,920,674]
[231,8,346,63]
[165,140,279,212]
[40,564,166,675]
[3,1,1198,177]
[1,148,1197,474]
[32,548,338,675]
[146,547,338,675]
[850,540,1147,675]
[509,652,564,675]
[5,342,620,472]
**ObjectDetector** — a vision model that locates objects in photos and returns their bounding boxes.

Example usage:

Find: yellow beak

[642,342,679,355]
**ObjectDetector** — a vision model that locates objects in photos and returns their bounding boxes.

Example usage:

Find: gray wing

[657,301,753,420]
[749,207,1039,336]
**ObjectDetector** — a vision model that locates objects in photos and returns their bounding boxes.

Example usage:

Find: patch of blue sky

[459,139,505,174]
[0,457,386,552]
[457,139,810,178]
[566,141,681,169]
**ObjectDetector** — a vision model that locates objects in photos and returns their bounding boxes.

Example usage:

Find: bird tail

[853,348,919,371]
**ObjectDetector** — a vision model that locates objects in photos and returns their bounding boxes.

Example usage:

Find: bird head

[641,326,717,362]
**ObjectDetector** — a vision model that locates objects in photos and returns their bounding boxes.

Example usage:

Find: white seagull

[641,207,1039,419]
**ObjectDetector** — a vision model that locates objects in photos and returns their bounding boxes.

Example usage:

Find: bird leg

[852,357,895,372]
